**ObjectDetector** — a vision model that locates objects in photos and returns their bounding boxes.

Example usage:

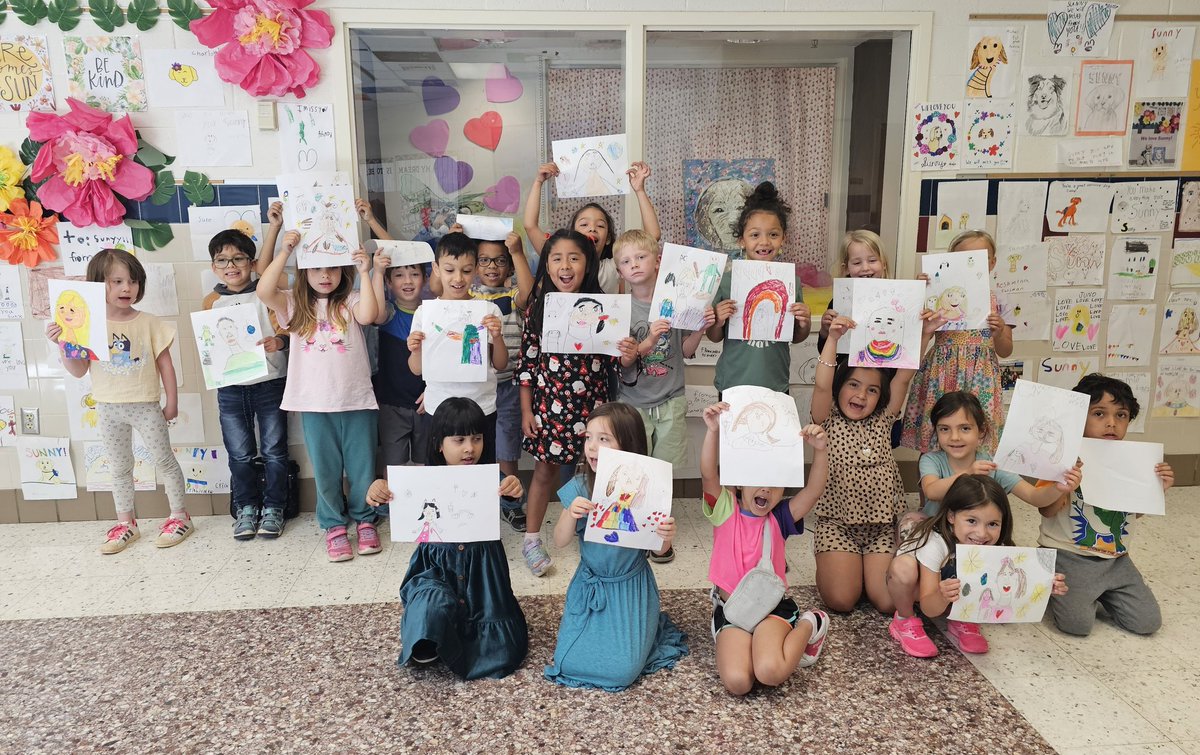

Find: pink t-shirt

[704,488,793,595]
[278,291,377,413]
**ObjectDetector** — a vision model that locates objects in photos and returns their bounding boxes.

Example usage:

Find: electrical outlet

[20,408,38,434]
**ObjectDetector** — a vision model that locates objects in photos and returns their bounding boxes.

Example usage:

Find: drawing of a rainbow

[742,279,788,340]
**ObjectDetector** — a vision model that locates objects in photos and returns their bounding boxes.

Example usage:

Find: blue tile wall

[121,184,280,225]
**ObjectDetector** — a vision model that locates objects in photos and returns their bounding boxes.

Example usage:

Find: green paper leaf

[150,169,176,206]
[88,0,124,32]
[0,0,8,24]
[182,170,214,206]
[10,0,48,24]
[46,0,81,30]
[126,219,174,251]
[166,0,200,30]
[19,137,42,167]
[125,0,159,30]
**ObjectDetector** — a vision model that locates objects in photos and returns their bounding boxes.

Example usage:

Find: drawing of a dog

[925,124,945,152]
[1150,43,1168,80]
[1025,74,1067,135]
[967,36,1008,98]
[1082,84,1123,132]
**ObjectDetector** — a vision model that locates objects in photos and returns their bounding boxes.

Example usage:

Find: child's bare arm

[256,201,284,276]
[918,564,955,617]
[700,403,727,500]
[523,163,557,255]
[812,317,849,424]
[351,250,379,325]
[156,348,178,421]
[787,426,828,521]
[554,496,593,549]
[508,232,535,311]
[628,162,661,241]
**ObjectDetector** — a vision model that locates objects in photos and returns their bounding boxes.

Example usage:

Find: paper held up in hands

[456,214,514,241]
[584,447,673,552]
[1077,438,1166,515]
[370,239,434,267]
[994,379,1089,482]
[719,385,806,488]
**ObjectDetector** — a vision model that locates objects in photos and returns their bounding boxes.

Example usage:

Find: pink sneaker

[797,610,830,668]
[356,521,382,555]
[889,613,939,658]
[326,526,353,562]
[945,619,989,654]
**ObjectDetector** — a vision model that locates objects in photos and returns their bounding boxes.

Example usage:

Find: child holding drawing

[706,182,811,395]
[700,401,830,696]
[368,397,528,680]
[47,250,191,554]
[886,474,1069,657]
[523,161,661,294]
[371,246,428,468]
[817,229,892,355]
[1034,374,1174,637]
[546,402,688,691]
[902,230,1013,454]
[257,235,380,563]
[204,206,294,541]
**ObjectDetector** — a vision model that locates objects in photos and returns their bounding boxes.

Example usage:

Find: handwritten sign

[1056,137,1122,167]
[279,103,336,174]
[58,222,135,277]
[175,110,252,167]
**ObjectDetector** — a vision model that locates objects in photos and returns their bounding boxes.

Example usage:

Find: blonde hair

[948,229,997,264]
[613,229,659,260]
[289,267,355,339]
[838,230,890,278]
[54,290,91,345]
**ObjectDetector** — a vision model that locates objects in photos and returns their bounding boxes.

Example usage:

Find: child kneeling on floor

[700,401,831,696]
[368,397,528,680]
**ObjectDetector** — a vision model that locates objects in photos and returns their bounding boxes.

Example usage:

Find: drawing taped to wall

[1045,1,1118,57]
[551,134,631,198]
[649,243,727,331]
[1135,26,1196,98]
[1158,291,1200,355]
[719,385,805,487]
[0,322,28,391]
[992,243,1048,297]
[965,27,1021,99]
[1105,304,1157,368]
[1107,236,1161,300]
[1111,181,1177,234]
[1047,234,1105,286]
[1045,180,1114,233]
[1180,181,1200,233]
[963,101,1015,170]
[85,440,156,492]
[173,446,231,494]
[0,267,22,321]
[933,180,988,249]
[421,299,490,382]
[1153,358,1200,418]
[912,102,961,171]
[1021,67,1072,136]
[0,396,15,447]
[920,251,991,331]
[18,436,78,501]
[388,463,501,543]
[996,182,1049,246]
[584,447,672,552]
[683,159,776,254]
[1171,239,1200,287]
[1128,101,1183,168]
[64,372,100,442]
[48,279,108,362]
[143,48,223,109]
[1037,356,1097,391]
[279,103,336,174]
[1052,288,1105,353]
[728,260,796,342]
[542,293,631,357]
[995,379,1090,481]
[950,545,1057,623]
[847,278,925,369]
[1075,60,1133,137]
[1121,372,1153,433]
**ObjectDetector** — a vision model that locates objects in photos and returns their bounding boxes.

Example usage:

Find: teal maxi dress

[544,476,689,691]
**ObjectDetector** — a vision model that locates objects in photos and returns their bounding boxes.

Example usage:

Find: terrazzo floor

[1,488,1198,754]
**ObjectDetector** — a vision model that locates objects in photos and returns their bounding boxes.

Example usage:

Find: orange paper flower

[0,198,59,268]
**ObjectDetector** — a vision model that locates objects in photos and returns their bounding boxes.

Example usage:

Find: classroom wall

[1,0,1197,523]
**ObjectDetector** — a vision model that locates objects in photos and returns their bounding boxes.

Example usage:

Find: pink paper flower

[191,0,334,99]
[26,98,154,228]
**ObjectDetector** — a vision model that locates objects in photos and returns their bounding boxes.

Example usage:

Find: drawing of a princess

[596,464,646,543]
[977,557,1027,622]
[569,149,625,196]
[416,501,442,543]
[54,289,98,361]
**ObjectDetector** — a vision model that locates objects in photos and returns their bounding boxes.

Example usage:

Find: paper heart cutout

[410,119,450,158]
[297,148,318,171]
[464,111,503,151]
[485,64,523,103]
[434,156,474,194]
[1047,11,1068,42]
[484,175,520,213]
[422,77,460,117]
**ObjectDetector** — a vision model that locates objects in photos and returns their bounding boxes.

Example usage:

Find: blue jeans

[217,377,290,512]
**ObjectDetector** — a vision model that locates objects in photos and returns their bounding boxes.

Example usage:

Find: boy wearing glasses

[203,202,295,540]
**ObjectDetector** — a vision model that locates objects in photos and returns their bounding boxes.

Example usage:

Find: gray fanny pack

[721,518,787,632]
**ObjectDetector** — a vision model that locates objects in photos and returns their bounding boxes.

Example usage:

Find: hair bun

[752,181,779,200]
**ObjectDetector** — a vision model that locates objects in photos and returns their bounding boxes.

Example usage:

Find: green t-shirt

[713,271,804,394]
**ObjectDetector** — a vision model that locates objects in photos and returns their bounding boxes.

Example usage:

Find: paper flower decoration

[0,147,26,213]
[191,0,334,99]
[0,199,59,268]
[26,98,155,228]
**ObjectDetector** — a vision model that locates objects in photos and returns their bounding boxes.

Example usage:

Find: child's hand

[1057,463,1082,493]
[449,222,464,234]
[373,252,392,274]
[627,161,651,192]
[647,319,671,341]
[355,198,375,222]
[407,330,425,353]
[1156,462,1174,491]
[801,424,828,451]
[939,577,962,603]
[702,402,730,432]
[713,299,736,326]
[522,409,539,439]
[828,315,855,339]
[616,336,638,362]
[499,475,524,499]
[415,392,425,415]
[482,314,502,340]
[352,248,371,273]
[535,162,559,182]
[920,308,947,334]
[917,272,930,284]
[986,311,1007,331]
[699,306,717,329]
[258,335,285,353]
[790,301,811,329]
[281,230,300,254]
[367,479,393,508]
[568,496,595,520]
[505,232,522,254]
[46,322,62,344]
[655,515,676,545]
[268,201,284,228]
[162,400,178,422]
[820,308,838,333]
[1051,573,1068,596]
[970,460,998,475]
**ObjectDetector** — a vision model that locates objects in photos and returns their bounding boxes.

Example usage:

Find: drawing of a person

[856,305,907,366]
[934,285,968,324]
[1003,416,1065,478]
[416,501,442,543]
[699,261,722,294]
[54,290,98,361]
[596,464,647,542]
[216,316,265,381]
[1161,307,1200,354]
[727,401,797,449]
[302,198,350,255]
[570,149,625,196]
[565,297,608,352]
[695,178,751,252]
[977,557,1027,622]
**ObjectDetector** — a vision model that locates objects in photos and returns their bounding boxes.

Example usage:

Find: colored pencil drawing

[719,385,805,487]
[728,260,796,343]
[190,307,270,390]
[278,180,358,269]
[18,437,78,501]
[950,545,1056,624]
[1135,26,1196,97]
[911,102,961,171]
[389,463,502,543]
[421,299,490,382]
[933,180,988,249]
[1046,1,1118,56]
[650,243,727,331]
[683,159,776,253]
[1046,235,1105,286]
[48,280,108,362]
[1158,292,1200,355]
[921,251,990,331]
[963,103,1015,169]
[542,293,631,357]
[0,397,15,447]
[1152,359,1200,418]
[1044,181,1114,234]
[84,440,155,492]
[995,379,1089,481]
[992,243,1047,297]
[173,446,231,494]
[847,278,925,370]
[551,134,631,199]
[1052,288,1104,353]
[1171,239,1200,287]
[965,28,1020,99]
[584,447,672,552]
[1106,304,1156,368]
[64,373,100,442]
[1107,237,1161,300]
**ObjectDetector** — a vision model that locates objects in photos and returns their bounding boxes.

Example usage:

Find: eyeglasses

[477,257,509,268]
[213,256,252,269]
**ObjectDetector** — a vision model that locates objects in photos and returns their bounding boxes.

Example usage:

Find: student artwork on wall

[64,36,145,112]
[911,102,961,171]
[932,180,988,249]
[921,251,990,331]
[143,49,224,108]
[64,372,100,442]
[175,110,252,167]
[728,260,796,342]
[1120,371,1153,433]
[1128,101,1183,168]
[1056,137,1123,168]
[174,446,232,494]
[1053,288,1105,352]
[1037,356,1098,390]
[683,159,775,253]
[1134,26,1197,98]
[1171,239,1200,287]
[847,279,925,369]
[57,222,136,277]
[164,393,206,444]
[685,385,719,418]
[187,205,262,262]
[584,447,672,552]
[279,103,336,174]
[950,545,1057,624]
[649,243,726,332]
[1045,1,1118,56]
[0,267,23,320]
[85,440,155,492]
[1106,304,1157,367]
[190,307,269,390]
[1046,235,1105,286]
[283,183,358,269]
[1074,60,1133,137]
[551,134,631,198]
[1106,237,1160,300]
[963,102,1015,170]
[1111,181,1177,233]
[1045,180,1114,232]
[1159,291,1200,355]
[1185,63,1200,173]
[719,385,805,487]
[996,181,1048,245]
[18,437,77,500]
[992,243,1048,297]
[135,263,180,317]
[965,27,1021,99]
[996,379,1089,481]
[420,299,490,382]
[0,322,28,390]
[543,293,631,357]
[48,280,107,362]
[388,463,501,543]
[1152,358,1200,418]
[0,35,54,111]
[1020,67,1072,136]
[1005,291,1051,341]
[1078,438,1166,515]
[0,396,14,447]
[1181,182,1200,233]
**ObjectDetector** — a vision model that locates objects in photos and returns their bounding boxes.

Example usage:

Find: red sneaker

[945,619,989,654]
[889,613,939,658]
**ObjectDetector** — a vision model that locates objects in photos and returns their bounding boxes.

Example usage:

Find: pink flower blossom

[191,0,334,99]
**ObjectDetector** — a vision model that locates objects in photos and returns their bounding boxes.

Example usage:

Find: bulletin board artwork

[1128,101,1183,168]
[1074,60,1133,137]
[0,34,54,111]
[1045,1,1118,57]
[963,102,1015,170]
[912,103,961,171]
[64,35,145,113]
[683,159,776,254]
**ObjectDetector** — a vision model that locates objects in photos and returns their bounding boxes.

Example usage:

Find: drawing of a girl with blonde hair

[977,556,1027,622]
[54,289,98,361]
[596,463,648,542]
[934,285,968,325]
[1161,307,1200,354]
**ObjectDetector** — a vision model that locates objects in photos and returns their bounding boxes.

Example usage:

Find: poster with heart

[57,222,135,277]
[585,447,672,552]
[950,545,1057,624]
[921,251,991,331]
[729,260,797,342]
[64,35,145,112]
[1152,358,1200,418]
[176,110,252,167]
[1106,236,1161,300]
[0,34,54,111]
[1075,60,1134,137]
[963,101,1015,170]
[143,48,224,108]
[48,279,108,362]
[992,243,1048,296]
[1045,180,1114,233]
[420,299,490,383]
[18,436,78,501]
[1134,26,1196,98]
[279,103,336,174]
[1105,304,1157,367]
[649,243,727,332]
[1158,291,1200,355]
[1052,288,1105,352]
[995,379,1090,480]
[1110,181,1177,233]
[187,205,263,262]
[542,292,631,357]
[0,267,23,320]
[932,180,988,249]
[1046,234,1105,286]
[1005,291,1051,341]
[911,102,961,171]
[1037,356,1097,390]
[1045,1,1118,56]
[996,181,1048,245]
[551,134,631,198]
[282,183,359,269]
[1171,239,1200,287]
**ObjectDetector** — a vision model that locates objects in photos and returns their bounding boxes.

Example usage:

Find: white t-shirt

[899,531,952,574]
[411,300,502,415]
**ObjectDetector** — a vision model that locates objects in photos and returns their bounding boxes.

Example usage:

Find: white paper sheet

[1106,237,1161,300]
[1153,358,1200,418]
[995,379,1089,481]
[996,182,1048,245]
[542,293,631,356]
[1078,438,1165,515]
[187,205,263,262]
[420,299,490,381]
[847,278,926,369]
[58,222,135,277]
[1005,291,1050,341]
[1036,356,1098,390]
[1045,1,1118,56]
[1056,137,1123,167]
[165,393,206,444]
[456,214,513,242]
[1020,67,1073,136]
[0,396,16,447]
[921,251,991,331]
[1110,181,1178,234]
[1047,235,1105,286]
[965,27,1022,99]
[64,372,101,441]
[1052,288,1105,352]
[190,307,270,389]
[1134,26,1196,97]
[963,101,1016,170]
[719,385,805,487]
[85,440,155,492]
[0,267,24,320]
[551,134,631,198]
[372,239,434,268]
[278,103,336,174]
[143,48,224,108]
[1121,371,1153,433]
[949,545,1057,624]
[1045,181,1115,233]
[1170,239,1200,287]
[1075,60,1133,136]
[912,102,962,171]
[174,446,232,494]
[992,243,1048,296]
[18,436,77,500]
[932,180,988,250]
[175,110,252,167]
[649,243,727,332]
[1106,304,1157,368]
[728,260,796,342]
[584,447,672,551]
[135,263,179,317]
[1158,291,1200,356]
[280,181,359,269]
[388,463,500,543]
[685,385,719,418]
[0,322,28,390]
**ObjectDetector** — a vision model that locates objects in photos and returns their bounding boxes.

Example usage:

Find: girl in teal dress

[546,402,688,691]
